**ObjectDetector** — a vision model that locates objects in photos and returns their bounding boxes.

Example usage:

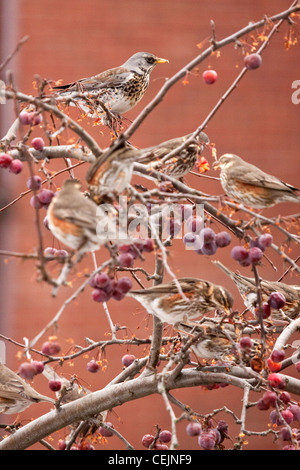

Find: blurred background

[0,0,299,450]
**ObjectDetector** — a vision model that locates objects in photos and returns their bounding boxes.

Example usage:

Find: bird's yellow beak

[155,57,169,64]
[212,160,220,170]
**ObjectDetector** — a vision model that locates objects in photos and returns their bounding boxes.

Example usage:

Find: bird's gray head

[123,52,169,74]
[213,153,242,170]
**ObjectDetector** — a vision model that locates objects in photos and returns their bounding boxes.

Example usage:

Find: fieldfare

[47,179,105,253]
[213,153,300,209]
[214,260,300,321]
[128,278,234,326]
[53,52,168,123]
[138,131,210,179]
[0,362,55,414]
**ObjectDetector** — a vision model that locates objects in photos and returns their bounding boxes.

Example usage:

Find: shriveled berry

[30,195,44,209]
[18,362,37,380]
[186,422,202,436]
[117,252,134,268]
[55,249,68,258]
[57,439,67,450]
[231,245,249,262]
[215,231,231,248]
[42,340,61,356]
[271,349,285,363]
[262,391,277,408]
[255,302,271,319]
[159,430,172,443]
[201,241,217,256]
[268,292,286,309]
[90,273,110,289]
[258,233,273,250]
[99,423,114,437]
[257,398,270,411]
[244,53,262,70]
[286,404,300,421]
[116,277,132,294]
[239,337,252,349]
[268,373,284,388]
[0,153,13,168]
[183,232,201,249]
[19,111,31,125]
[9,159,23,174]
[279,427,292,441]
[153,444,169,450]
[28,112,43,125]
[31,361,44,374]
[121,354,136,367]
[201,227,216,244]
[44,247,57,256]
[31,137,45,151]
[27,175,42,191]
[87,360,100,373]
[248,246,263,264]
[279,392,291,405]
[281,410,294,425]
[92,288,110,303]
[142,238,154,253]
[186,216,203,233]
[142,434,155,448]
[198,431,216,450]
[38,188,55,205]
[49,379,61,392]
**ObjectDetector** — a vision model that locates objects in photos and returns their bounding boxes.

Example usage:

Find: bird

[52,52,169,123]
[137,131,210,179]
[86,145,142,200]
[213,153,300,209]
[127,278,234,326]
[214,260,300,321]
[0,362,55,414]
[178,319,238,360]
[47,179,110,253]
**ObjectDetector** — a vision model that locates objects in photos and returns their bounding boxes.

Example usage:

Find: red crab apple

[202,69,218,84]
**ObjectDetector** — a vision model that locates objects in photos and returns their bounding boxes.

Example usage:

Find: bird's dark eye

[146,56,156,64]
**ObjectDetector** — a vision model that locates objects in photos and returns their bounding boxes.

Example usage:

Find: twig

[0,35,29,73]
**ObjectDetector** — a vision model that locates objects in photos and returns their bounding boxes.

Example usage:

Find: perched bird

[47,179,107,253]
[52,52,168,122]
[128,278,234,326]
[214,260,300,321]
[86,145,142,200]
[138,131,210,179]
[213,153,300,209]
[0,363,55,414]
[178,320,238,360]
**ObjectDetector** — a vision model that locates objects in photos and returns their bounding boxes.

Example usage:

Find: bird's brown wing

[232,163,299,193]
[52,197,98,232]
[86,146,140,183]
[54,66,132,93]
[129,278,204,297]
